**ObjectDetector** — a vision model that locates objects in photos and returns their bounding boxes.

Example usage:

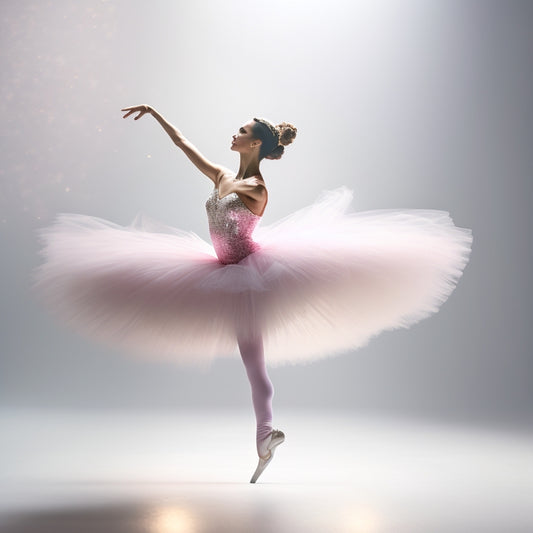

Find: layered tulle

[32,187,472,367]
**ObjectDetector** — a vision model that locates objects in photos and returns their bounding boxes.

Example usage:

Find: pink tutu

[33,187,472,367]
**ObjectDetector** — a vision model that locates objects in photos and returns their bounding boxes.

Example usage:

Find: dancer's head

[231,118,297,161]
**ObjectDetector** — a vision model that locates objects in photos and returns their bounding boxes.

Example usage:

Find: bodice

[205,188,261,264]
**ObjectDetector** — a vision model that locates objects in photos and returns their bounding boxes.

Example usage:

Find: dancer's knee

[237,336,262,357]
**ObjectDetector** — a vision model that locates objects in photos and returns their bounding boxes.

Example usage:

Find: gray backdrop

[1,0,532,426]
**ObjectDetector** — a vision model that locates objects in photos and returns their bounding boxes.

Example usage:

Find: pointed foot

[250,429,285,483]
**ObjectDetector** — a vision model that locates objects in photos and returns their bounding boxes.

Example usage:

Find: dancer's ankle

[257,428,273,457]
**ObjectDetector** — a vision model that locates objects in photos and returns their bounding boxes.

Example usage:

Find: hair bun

[277,122,297,146]
[265,145,284,160]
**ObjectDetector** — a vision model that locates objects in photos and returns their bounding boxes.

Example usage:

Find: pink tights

[238,334,274,457]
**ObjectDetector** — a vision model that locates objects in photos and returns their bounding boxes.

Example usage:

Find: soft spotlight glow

[341,505,383,533]
[147,506,198,533]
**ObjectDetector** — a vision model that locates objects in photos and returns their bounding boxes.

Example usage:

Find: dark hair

[252,118,297,160]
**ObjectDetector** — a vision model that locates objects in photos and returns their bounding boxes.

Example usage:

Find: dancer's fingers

[121,106,147,119]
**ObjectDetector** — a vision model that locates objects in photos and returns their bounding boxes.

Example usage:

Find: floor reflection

[0,485,386,533]
[1,409,532,532]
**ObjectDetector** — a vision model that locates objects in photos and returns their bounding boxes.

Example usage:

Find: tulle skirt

[32,187,473,367]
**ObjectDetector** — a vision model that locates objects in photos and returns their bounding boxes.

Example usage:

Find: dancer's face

[231,120,261,155]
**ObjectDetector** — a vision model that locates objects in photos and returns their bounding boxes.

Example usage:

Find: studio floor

[1,409,532,532]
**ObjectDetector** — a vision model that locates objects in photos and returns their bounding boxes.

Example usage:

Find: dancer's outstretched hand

[121,105,152,120]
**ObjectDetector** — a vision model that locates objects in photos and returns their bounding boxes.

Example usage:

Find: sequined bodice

[205,188,261,264]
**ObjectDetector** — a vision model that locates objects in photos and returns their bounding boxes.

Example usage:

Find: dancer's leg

[237,334,274,457]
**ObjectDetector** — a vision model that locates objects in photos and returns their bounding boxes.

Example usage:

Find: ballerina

[33,104,473,483]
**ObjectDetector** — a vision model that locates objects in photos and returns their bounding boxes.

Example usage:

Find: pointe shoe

[250,429,285,484]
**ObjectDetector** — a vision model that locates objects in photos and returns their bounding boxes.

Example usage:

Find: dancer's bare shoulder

[217,174,267,217]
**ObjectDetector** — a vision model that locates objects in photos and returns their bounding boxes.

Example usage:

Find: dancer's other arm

[121,105,223,183]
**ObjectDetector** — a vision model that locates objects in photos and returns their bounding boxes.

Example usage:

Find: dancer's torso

[205,188,261,264]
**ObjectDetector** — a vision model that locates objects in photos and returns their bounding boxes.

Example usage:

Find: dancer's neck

[236,152,261,180]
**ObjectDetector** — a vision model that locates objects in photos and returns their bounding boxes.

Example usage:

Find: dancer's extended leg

[238,334,274,457]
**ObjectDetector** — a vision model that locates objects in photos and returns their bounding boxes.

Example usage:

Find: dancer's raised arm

[121,105,223,183]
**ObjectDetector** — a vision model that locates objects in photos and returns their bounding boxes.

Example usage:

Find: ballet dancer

[33,104,472,483]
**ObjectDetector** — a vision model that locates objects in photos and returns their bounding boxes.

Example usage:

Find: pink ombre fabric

[33,186,472,367]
